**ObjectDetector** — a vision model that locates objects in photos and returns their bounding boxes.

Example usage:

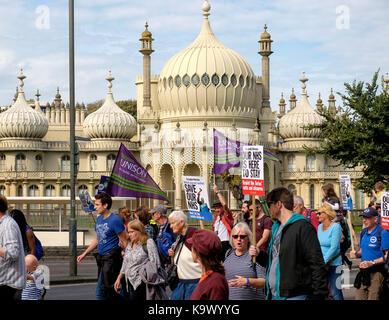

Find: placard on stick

[242,145,264,196]
[381,192,389,230]
[182,176,213,223]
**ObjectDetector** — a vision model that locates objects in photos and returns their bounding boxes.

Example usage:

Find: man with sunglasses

[265,187,328,300]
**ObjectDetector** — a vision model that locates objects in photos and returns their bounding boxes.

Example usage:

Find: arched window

[15,154,26,171]
[0,185,6,195]
[28,185,39,197]
[310,184,315,209]
[35,155,42,170]
[287,155,296,172]
[90,154,97,171]
[61,155,70,171]
[78,185,88,194]
[61,185,71,197]
[107,154,116,171]
[306,155,315,172]
[45,185,56,197]
[17,185,23,197]
[0,154,6,171]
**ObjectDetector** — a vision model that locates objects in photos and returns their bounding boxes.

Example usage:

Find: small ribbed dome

[261,24,271,39]
[0,70,48,139]
[278,73,323,139]
[83,72,137,140]
[141,22,152,39]
[158,0,256,115]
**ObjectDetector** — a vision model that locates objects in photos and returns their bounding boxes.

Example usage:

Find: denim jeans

[170,279,199,300]
[328,265,344,300]
[286,295,308,300]
[96,272,121,300]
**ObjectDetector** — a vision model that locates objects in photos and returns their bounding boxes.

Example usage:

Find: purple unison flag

[213,129,282,175]
[213,129,249,174]
[105,143,170,203]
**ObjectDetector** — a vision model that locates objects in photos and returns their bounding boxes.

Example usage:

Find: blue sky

[0,0,388,113]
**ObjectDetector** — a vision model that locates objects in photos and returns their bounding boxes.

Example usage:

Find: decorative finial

[176,121,181,129]
[299,71,308,94]
[36,89,41,102]
[145,21,149,30]
[17,68,26,92]
[202,0,211,18]
[106,70,115,92]
[264,23,267,31]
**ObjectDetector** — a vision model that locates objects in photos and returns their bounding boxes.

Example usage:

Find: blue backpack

[156,223,173,259]
[26,226,44,260]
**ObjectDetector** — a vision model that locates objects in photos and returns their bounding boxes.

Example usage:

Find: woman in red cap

[189,229,229,300]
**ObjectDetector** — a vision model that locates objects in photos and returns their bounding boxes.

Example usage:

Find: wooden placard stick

[252,194,256,263]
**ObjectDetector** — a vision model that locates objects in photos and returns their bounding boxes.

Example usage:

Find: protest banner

[182,176,213,227]
[339,174,353,210]
[97,175,110,194]
[242,146,265,197]
[381,192,389,230]
[105,143,170,202]
[213,129,281,175]
[79,191,96,223]
[241,145,264,262]
[79,190,94,212]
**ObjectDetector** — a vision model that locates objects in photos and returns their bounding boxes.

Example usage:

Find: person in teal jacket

[266,187,328,300]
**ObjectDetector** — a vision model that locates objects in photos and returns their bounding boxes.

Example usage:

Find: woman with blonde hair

[114,219,164,300]
[317,203,344,300]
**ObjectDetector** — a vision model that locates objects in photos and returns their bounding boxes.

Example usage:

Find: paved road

[45,268,358,300]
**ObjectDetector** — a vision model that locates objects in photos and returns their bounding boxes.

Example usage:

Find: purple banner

[213,129,281,175]
[105,144,170,203]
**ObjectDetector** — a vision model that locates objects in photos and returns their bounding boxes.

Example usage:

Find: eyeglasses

[232,234,248,240]
[317,211,324,215]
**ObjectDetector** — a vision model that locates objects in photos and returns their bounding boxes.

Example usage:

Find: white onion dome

[278,72,323,139]
[83,71,137,140]
[158,0,256,115]
[0,70,48,139]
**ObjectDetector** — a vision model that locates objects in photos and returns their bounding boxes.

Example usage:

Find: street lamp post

[69,0,77,277]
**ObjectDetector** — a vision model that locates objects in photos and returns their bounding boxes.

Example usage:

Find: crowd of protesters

[1,180,388,301]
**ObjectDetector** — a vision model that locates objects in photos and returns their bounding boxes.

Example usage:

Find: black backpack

[339,219,351,253]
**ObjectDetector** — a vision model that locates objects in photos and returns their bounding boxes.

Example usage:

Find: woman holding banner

[224,222,266,300]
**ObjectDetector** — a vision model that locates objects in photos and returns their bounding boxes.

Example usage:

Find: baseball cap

[187,229,222,256]
[359,207,379,218]
[150,204,167,216]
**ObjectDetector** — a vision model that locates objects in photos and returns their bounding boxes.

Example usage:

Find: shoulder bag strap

[174,228,190,265]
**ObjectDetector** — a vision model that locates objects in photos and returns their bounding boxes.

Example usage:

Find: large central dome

[157,1,257,117]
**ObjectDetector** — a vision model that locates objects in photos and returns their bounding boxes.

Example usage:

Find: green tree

[86,99,137,119]
[305,71,389,193]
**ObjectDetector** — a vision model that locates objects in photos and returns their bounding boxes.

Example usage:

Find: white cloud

[0,0,387,111]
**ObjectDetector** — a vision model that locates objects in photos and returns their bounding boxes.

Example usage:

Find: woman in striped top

[224,222,266,300]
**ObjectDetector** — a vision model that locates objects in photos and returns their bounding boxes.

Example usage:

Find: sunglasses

[232,234,248,240]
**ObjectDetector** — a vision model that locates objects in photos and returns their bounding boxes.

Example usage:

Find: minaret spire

[139,22,154,109]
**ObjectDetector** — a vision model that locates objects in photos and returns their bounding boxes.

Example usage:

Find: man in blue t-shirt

[350,207,385,300]
[77,192,127,300]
